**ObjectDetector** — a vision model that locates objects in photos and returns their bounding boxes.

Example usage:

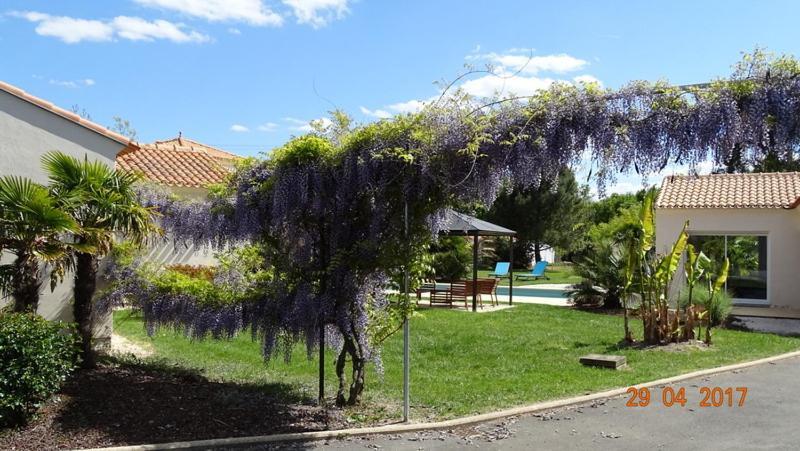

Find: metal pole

[403,201,410,422]
[472,235,478,312]
[318,321,324,403]
[509,236,514,305]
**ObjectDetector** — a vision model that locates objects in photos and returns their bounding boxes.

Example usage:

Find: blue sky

[2,0,800,194]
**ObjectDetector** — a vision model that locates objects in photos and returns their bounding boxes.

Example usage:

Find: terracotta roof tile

[656,172,800,209]
[116,139,240,188]
[0,80,133,146]
[153,137,240,164]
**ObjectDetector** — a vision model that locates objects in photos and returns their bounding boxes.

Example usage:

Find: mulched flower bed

[0,359,343,450]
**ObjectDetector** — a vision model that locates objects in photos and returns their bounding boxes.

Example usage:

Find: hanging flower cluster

[115,52,800,405]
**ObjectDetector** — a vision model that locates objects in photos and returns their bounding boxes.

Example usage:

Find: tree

[112,50,800,405]
[43,152,156,368]
[484,168,589,263]
[587,191,644,225]
[0,176,79,312]
[109,116,138,141]
[429,236,471,281]
[719,49,800,173]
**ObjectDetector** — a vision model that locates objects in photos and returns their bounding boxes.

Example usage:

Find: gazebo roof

[440,210,516,237]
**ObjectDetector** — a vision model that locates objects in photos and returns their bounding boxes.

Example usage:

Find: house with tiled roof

[0,80,243,342]
[0,80,135,185]
[115,136,241,280]
[656,172,800,315]
[116,134,240,199]
[0,80,143,342]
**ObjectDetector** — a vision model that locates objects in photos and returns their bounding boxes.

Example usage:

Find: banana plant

[618,189,697,344]
[683,244,710,339]
[656,221,688,289]
[702,257,730,345]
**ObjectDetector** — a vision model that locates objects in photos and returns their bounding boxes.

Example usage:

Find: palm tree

[43,152,157,368]
[0,176,79,312]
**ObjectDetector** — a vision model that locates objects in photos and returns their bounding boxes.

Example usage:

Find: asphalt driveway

[271,355,800,450]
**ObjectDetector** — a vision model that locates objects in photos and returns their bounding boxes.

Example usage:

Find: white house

[116,135,241,267]
[0,80,241,342]
[0,80,134,330]
[656,172,800,316]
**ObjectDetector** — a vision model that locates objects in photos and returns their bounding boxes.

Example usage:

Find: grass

[478,263,581,286]
[114,304,800,422]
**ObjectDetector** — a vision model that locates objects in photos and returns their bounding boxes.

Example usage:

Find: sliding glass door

[687,234,768,304]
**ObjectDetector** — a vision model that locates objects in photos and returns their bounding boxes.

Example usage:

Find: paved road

[267,356,800,450]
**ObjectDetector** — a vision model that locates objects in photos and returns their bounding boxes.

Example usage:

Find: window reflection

[687,234,767,301]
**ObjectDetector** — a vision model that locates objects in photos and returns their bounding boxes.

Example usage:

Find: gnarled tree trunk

[334,327,367,406]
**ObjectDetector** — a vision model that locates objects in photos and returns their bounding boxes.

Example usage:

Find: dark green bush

[430,236,472,281]
[0,313,79,427]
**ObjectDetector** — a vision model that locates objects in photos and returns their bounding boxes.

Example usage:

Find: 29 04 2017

[625,386,748,408]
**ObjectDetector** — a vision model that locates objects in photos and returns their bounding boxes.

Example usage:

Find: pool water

[495,286,569,298]
[431,283,569,299]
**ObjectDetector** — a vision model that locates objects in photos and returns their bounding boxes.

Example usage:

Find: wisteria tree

[114,50,800,406]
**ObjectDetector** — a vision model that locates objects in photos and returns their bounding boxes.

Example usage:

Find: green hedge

[0,313,79,427]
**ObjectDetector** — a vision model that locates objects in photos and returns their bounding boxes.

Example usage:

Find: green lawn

[114,305,800,422]
[478,263,581,286]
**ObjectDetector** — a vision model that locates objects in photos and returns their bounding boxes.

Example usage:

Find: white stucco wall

[0,90,122,182]
[1,88,223,341]
[0,89,128,339]
[656,207,800,310]
[145,186,219,267]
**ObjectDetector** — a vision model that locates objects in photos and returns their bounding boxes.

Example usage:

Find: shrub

[566,280,606,308]
[0,313,79,427]
[429,236,472,281]
[165,264,216,281]
[678,286,733,327]
[570,242,626,309]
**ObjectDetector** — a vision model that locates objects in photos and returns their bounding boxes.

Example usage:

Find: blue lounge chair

[515,261,549,281]
[488,262,510,278]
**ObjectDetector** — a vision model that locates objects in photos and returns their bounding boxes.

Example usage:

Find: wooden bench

[429,282,468,309]
[426,279,499,309]
[463,278,500,308]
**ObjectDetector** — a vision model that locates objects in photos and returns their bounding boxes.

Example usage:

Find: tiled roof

[116,139,238,188]
[0,80,133,146]
[151,136,240,165]
[656,172,800,209]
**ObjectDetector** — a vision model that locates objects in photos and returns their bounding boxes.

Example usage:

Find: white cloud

[258,122,278,132]
[228,27,242,34]
[387,99,429,114]
[230,124,250,132]
[359,96,436,121]
[459,50,599,98]
[48,78,95,88]
[134,0,283,26]
[460,71,557,98]
[359,106,392,119]
[11,11,208,43]
[361,50,597,122]
[11,11,113,43]
[112,16,209,42]
[483,53,587,74]
[573,74,602,86]
[285,116,332,132]
[282,0,350,28]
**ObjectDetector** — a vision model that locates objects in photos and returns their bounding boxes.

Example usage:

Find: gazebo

[440,210,517,311]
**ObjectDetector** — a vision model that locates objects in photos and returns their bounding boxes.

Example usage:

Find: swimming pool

[495,286,569,298]
[430,283,569,299]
